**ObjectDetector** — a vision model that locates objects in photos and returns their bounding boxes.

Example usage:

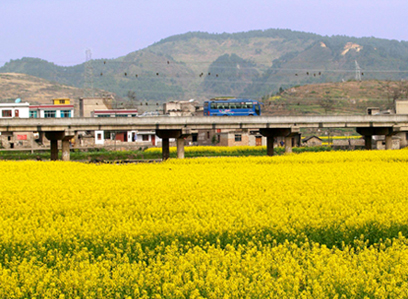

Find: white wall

[0,104,30,118]
[95,130,104,145]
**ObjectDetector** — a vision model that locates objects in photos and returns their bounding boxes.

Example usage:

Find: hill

[262,80,408,116]
[1,29,408,103]
[0,73,115,105]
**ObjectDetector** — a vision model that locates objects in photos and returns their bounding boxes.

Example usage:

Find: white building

[29,104,75,118]
[0,102,30,118]
[92,109,138,118]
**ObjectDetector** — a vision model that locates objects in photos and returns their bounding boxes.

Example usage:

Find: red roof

[30,105,74,109]
[94,110,138,114]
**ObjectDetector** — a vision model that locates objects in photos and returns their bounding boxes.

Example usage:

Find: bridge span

[0,115,407,161]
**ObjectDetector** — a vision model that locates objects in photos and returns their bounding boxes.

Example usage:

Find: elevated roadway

[0,115,407,160]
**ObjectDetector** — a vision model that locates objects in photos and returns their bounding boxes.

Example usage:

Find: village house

[0,99,75,148]
[302,136,323,147]
[373,135,401,150]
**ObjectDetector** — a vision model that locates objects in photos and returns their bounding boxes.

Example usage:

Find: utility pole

[84,49,94,97]
[355,60,362,81]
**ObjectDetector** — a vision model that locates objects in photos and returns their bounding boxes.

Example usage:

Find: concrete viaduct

[0,115,407,161]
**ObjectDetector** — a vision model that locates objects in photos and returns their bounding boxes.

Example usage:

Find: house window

[207,131,210,139]
[29,111,38,118]
[116,114,128,117]
[59,100,65,104]
[235,134,242,142]
[192,133,198,142]
[60,110,71,118]
[97,115,111,117]
[15,110,19,117]
[97,133,102,140]
[44,110,56,118]
[2,110,12,117]
[142,135,149,141]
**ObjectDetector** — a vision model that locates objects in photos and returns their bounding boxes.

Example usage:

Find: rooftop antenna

[84,48,94,97]
[355,60,362,81]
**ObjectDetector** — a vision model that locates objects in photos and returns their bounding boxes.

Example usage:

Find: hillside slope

[262,80,407,116]
[1,29,408,103]
[0,73,114,104]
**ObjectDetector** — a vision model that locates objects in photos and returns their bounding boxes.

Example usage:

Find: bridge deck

[0,115,407,132]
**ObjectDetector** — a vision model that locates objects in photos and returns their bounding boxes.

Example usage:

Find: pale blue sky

[1,0,407,66]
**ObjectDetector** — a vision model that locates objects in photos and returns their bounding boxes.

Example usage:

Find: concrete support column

[62,139,70,161]
[260,127,300,157]
[162,138,170,161]
[39,132,45,145]
[45,131,74,162]
[385,135,393,150]
[285,136,293,153]
[177,137,185,159]
[50,140,58,161]
[364,135,372,150]
[156,129,190,160]
[357,127,395,151]
[266,136,274,156]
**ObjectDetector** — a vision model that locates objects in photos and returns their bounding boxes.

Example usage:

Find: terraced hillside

[2,29,408,102]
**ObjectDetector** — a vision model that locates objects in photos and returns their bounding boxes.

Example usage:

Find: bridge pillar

[260,128,300,156]
[177,137,185,159]
[356,127,395,150]
[50,140,58,161]
[364,135,373,150]
[156,129,190,160]
[284,132,300,154]
[385,134,393,150]
[61,137,72,161]
[162,138,170,160]
[177,131,191,159]
[266,136,274,156]
[285,136,293,153]
[45,131,75,161]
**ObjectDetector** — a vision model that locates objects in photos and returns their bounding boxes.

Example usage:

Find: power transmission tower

[355,60,362,81]
[84,49,94,97]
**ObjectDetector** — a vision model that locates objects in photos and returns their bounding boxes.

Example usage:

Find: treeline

[154,29,322,45]
[203,54,259,95]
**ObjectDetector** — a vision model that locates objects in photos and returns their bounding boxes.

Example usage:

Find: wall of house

[218,132,250,147]
[248,135,266,146]
[304,138,322,147]
[396,132,408,148]
[396,101,408,114]
[79,97,112,117]
[197,130,218,146]
[91,130,167,147]
[0,132,36,149]
[37,109,74,118]
[376,138,400,150]
[0,105,30,118]
[229,133,249,147]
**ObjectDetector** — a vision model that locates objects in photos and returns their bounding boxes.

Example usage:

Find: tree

[384,81,408,111]
[127,90,137,102]
[318,98,335,114]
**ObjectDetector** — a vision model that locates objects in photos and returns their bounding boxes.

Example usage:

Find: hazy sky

[1,0,407,66]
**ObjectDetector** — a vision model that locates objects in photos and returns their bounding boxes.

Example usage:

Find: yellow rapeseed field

[1,150,408,298]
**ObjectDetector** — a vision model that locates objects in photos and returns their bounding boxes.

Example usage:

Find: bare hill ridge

[263,80,407,116]
[0,73,113,104]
